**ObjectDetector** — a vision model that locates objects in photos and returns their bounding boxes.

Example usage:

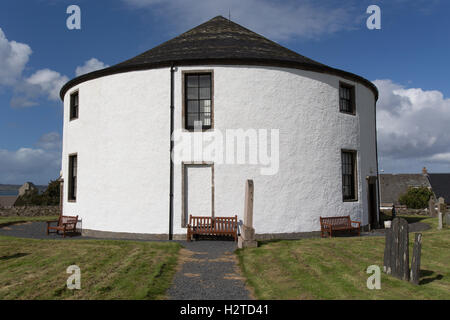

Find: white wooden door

[184,164,213,225]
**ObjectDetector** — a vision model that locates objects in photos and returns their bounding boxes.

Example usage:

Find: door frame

[181,161,214,228]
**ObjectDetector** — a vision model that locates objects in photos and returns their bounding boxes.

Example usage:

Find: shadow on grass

[0,252,29,261]
[419,269,444,285]
[398,216,429,224]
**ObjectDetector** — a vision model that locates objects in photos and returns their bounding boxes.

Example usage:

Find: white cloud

[25,69,69,101]
[0,132,61,184]
[35,132,61,151]
[122,0,357,41]
[75,58,109,76]
[0,28,32,86]
[0,28,107,107]
[375,79,450,171]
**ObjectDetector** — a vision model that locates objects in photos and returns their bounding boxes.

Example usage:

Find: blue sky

[0,0,449,184]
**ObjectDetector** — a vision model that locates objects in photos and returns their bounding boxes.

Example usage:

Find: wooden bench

[187,215,238,242]
[46,215,78,238]
[320,216,360,238]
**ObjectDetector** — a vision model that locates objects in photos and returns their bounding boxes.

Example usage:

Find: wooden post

[410,233,422,285]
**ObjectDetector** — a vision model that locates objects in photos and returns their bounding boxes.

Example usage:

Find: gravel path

[167,240,252,300]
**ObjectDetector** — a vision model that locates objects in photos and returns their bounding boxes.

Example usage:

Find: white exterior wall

[62,65,377,236]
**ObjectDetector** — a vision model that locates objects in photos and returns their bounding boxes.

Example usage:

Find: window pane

[186,114,198,128]
[199,75,210,87]
[200,100,211,113]
[201,113,211,127]
[73,157,77,176]
[187,87,198,99]
[186,75,198,87]
[199,87,210,99]
[187,100,199,113]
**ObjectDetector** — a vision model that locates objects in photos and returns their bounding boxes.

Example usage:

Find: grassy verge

[0,215,59,227]
[0,235,181,299]
[236,216,449,299]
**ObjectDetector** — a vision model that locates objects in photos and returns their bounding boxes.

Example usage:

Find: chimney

[422,167,428,175]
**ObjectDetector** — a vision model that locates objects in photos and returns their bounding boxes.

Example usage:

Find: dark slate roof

[60,16,378,100]
[427,173,450,202]
[379,174,431,205]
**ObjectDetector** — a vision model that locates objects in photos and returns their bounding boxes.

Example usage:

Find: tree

[398,187,433,209]
[14,179,60,206]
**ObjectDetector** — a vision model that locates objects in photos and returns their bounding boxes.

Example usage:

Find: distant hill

[0,184,47,196]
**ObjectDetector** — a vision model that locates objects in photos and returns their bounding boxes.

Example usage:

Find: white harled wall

[61,65,378,237]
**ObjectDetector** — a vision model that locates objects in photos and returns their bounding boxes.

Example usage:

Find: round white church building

[60,16,379,240]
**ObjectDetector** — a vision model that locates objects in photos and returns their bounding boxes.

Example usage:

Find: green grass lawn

[237,216,449,299]
[0,218,181,299]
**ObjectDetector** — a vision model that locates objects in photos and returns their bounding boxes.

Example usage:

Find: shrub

[398,186,433,209]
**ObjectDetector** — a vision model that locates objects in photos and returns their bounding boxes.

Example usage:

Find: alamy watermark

[172,122,279,175]
[366,265,381,290]
[66,5,81,30]
[66,265,81,290]
[366,5,381,30]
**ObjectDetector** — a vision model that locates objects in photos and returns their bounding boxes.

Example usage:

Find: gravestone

[238,180,257,248]
[438,197,446,230]
[428,198,436,217]
[384,218,409,281]
[410,233,422,285]
[383,228,392,274]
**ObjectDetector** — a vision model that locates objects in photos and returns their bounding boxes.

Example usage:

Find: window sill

[339,110,356,116]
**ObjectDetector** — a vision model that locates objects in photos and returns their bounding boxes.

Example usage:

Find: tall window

[339,82,355,114]
[68,154,77,201]
[342,150,357,201]
[185,73,212,130]
[70,91,79,120]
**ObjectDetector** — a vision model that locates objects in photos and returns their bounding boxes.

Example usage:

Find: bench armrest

[321,222,332,229]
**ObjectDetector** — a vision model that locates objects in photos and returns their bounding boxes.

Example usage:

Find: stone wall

[0,206,60,217]
[380,208,429,216]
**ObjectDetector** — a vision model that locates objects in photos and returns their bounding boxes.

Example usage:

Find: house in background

[379,171,431,208]
[426,172,450,203]
[380,167,450,208]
